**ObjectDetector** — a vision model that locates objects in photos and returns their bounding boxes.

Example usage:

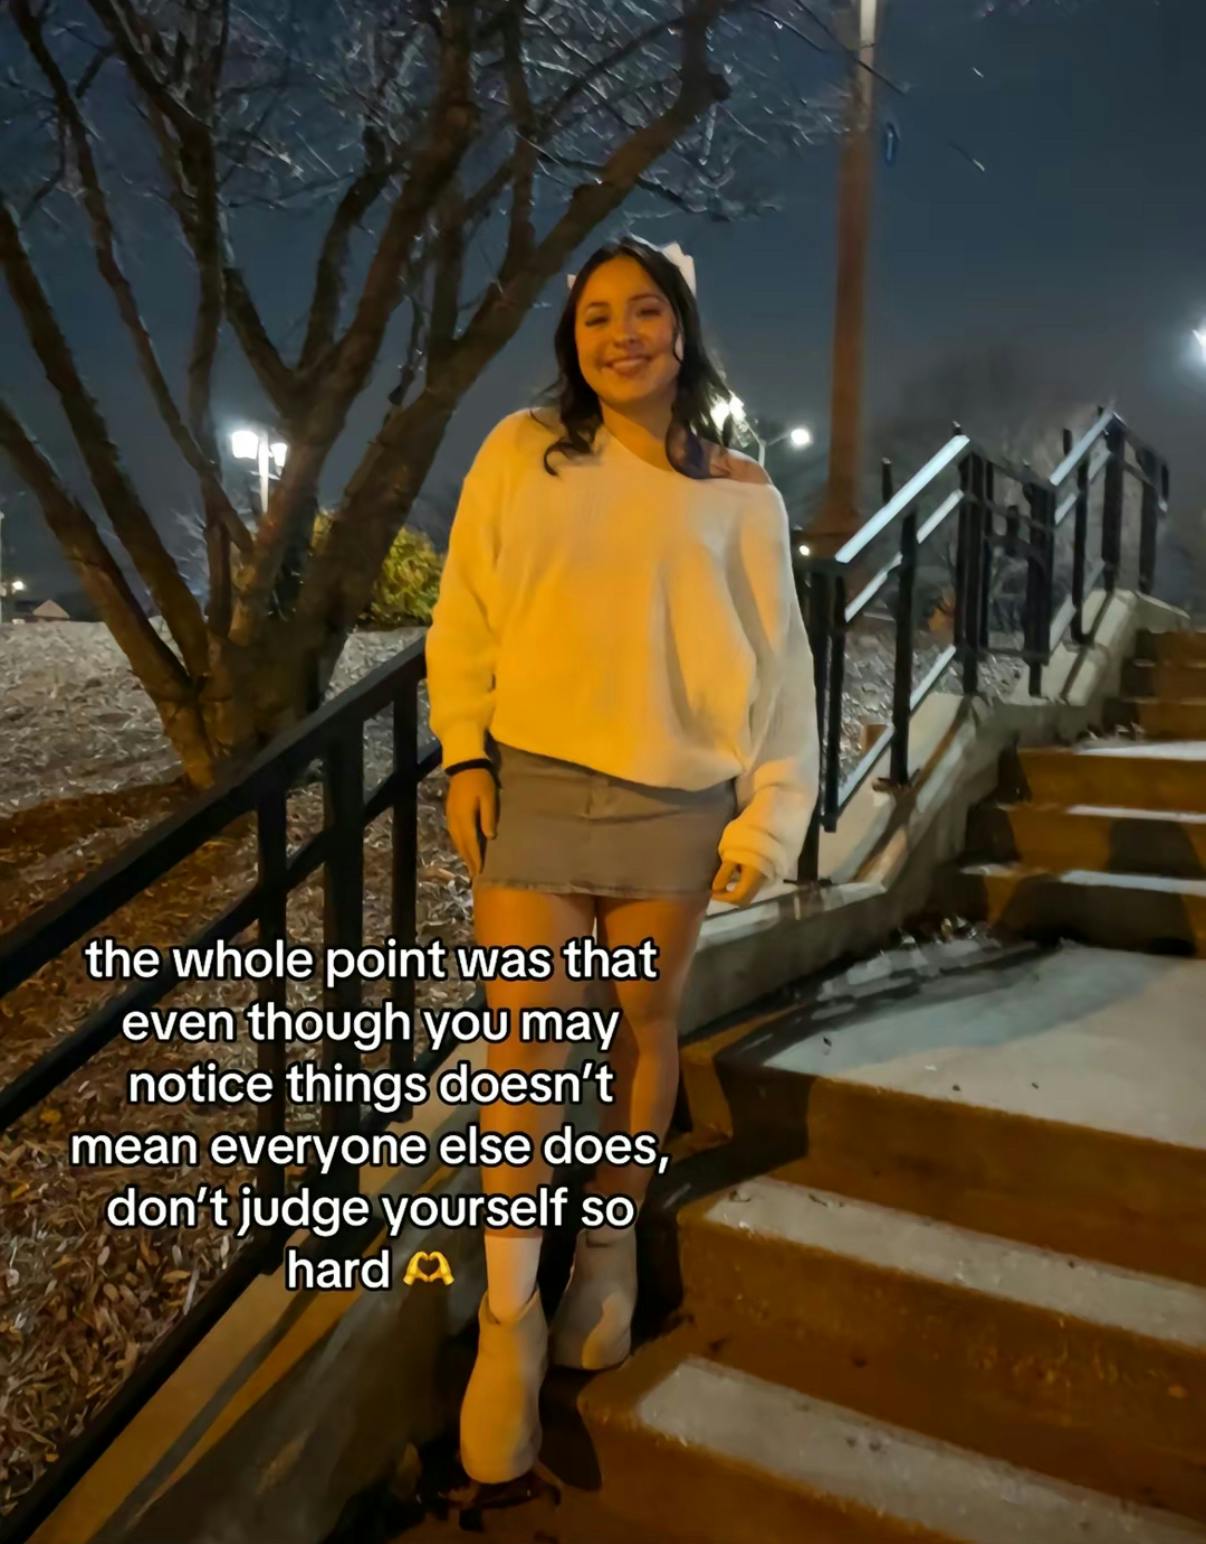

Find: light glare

[230,428,259,461]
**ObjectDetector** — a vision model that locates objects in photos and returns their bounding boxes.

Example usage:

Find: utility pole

[809,0,884,556]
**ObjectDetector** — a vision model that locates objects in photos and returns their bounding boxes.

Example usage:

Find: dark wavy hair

[528,233,739,480]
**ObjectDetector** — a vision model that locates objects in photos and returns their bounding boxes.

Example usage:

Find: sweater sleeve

[716,495,820,887]
[424,418,511,772]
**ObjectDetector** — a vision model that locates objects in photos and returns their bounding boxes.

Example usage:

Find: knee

[626,1014,680,1061]
[485,1022,570,1075]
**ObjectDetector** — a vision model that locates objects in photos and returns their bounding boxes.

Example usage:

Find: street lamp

[710,397,813,467]
[1194,326,1206,359]
[710,394,746,435]
[230,426,287,516]
[755,424,814,467]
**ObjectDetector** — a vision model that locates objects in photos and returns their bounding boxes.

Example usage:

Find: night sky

[2,0,1204,602]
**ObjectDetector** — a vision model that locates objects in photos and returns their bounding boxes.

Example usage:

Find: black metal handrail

[795,410,1169,879]
[0,637,484,1543]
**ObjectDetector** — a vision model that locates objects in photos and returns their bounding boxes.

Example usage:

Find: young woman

[424,234,819,1487]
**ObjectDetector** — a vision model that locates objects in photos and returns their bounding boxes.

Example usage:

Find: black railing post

[322,731,365,1204]
[953,454,970,677]
[390,689,419,1096]
[1137,445,1159,596]
[1102,418,1125,594]
[960,453,984,696]
[1022,479,1043,697]
[979,462,994,651]
[1023,479,1056,696]
[799,567,830,881]
[255,771,289,1272]
[890,508,917,787]
[1071,441,1090,646]
[824,576,848,832]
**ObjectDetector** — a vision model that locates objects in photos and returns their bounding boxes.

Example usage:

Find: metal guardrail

[795,410,1169,879]
[0,637,485,1542]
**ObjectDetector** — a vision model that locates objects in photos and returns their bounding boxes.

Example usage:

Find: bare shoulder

[706,442,773,486]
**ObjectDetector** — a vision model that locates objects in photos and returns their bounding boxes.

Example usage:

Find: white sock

[485,1233,542,1321]
[584,1217,636,1249]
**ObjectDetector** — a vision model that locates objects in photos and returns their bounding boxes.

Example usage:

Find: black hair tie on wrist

[445,758,495,777]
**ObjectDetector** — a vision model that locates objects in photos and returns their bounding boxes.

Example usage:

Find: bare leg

[470,882,597,1238]
[583,891,711,1215]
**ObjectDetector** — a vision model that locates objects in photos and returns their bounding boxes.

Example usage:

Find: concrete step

[1106,699,1206,739]
[640,1178,1206,1518]
[944,861,1206,955]
[675,945,1206,1287]
[1015,742,1206,814]
[1122,661,1206,700]
[1135,630,1206,665]
[966,801,1206,880]
[539,1326,1206,1543]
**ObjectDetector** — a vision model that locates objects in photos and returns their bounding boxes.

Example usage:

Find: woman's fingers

[445,770,497,879]
[480,783,497,841]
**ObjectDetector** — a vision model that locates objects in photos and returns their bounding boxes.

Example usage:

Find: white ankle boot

[549,1226,638,1371]
[459,1282,548,1483]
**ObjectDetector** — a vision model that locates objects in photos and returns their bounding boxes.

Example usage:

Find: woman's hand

[710,859,770,907]
[445,768,497,881]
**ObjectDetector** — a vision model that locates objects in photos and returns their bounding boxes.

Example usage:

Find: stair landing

[722,942,1204,1150]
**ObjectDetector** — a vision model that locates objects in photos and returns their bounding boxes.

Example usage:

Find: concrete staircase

[401,631,1206,1544]
[521,939,1206,1544]
[940,629,1206,956]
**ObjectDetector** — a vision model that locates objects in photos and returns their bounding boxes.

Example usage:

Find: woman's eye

[585,309,661,326]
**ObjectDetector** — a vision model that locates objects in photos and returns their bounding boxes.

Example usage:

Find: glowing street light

[710,394,745,434]
[754,424,814,466]
[1195,326,1206,359]
[230,427,260,462]
[229,425,287,515]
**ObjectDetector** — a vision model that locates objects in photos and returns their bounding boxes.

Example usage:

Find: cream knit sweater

[424,408,819,886]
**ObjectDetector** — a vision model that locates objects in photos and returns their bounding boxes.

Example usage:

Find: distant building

[31,599,71,622]
[9,595,71,622]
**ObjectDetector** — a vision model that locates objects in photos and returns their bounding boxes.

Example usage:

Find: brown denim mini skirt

[473,732,738,899]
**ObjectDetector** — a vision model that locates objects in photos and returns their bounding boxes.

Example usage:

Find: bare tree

[0,0,855,787]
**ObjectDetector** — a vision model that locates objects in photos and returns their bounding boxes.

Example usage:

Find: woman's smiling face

[574,255,683,412]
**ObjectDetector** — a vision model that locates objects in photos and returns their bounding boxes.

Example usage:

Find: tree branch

[297,0,731,638]
[494,2,537,286]
[227,0,481,647]
[86,0,298,414]
[0,192,210,675]
[10,0,252,561]
[0,395,195,706]
[296,126,396,375]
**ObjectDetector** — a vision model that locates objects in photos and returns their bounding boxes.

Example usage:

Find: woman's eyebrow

[582,292,663,310]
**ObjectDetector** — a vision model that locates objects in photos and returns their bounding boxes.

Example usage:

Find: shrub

[310,511,443,628]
